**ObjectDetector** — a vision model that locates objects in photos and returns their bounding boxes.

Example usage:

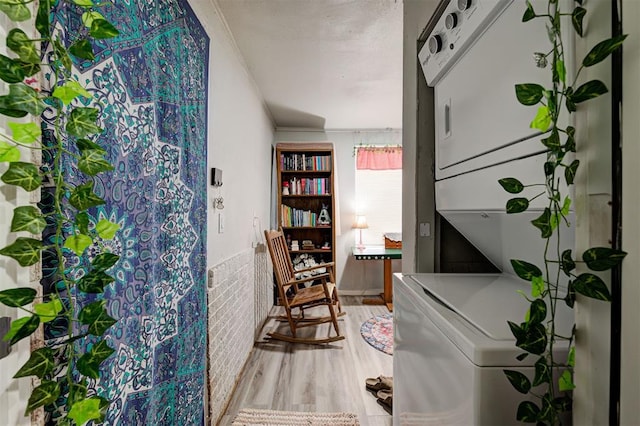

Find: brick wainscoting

[207,244,273,424]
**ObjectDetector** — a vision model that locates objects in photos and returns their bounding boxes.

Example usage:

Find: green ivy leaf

[499,177,524,194]
[529,299,547,324]
[530,105,551,131]
[13,347,54,379]
[90,19,120,39]
[558,369,576,391]
[3,315,39,345]
[0,0,30,21]
[533,356,551,387]
[565,87,576,113]
[0,84,47,115]
[572,273,611,301]
[6,28,39,64]
[16,60,39,78]
[561,196,571,216]
[0,54,25,83]
[77,270,115,294]
[582,247,627,271]
[504,370,531,394]
[64,234,92,256]
[516,352,529,362]
[76,138,105,153]
[75,211,90,235]
[53,37,72,72]
[0,287,36,307]
[67,379,87,407]
[553,395,573,412]
[583,34,627,67]
[0,141,20,161]
[568,346,576,367]
[53,81,92,106]
[571,80,608,104]
[77,339,115,379]
[1,161,42,191]
[556,59,566,84]
[25,380,59,415]
[78,149,114,176]
[531,207,553,238]
[518,322,547,355]
[95,219,120,240]
[571,7,586,37]
[561,249,576,276]
[69,181,105,211]
[565,159,579,185]
[565,280,576,308]
[543,161,555,177]
[35,0,52,37]
[33,296,63,323]
[8,121,41,144]
[522,0,535,22]
[72,0,95,5]
[506,197,529,214]
[0,237,42,266]
[515,83,544,106]
[531,275,545,297]
[68,397,104,425]
[66,107,102,138]
[517,400,541,422]
[69,39,95,61]
[81,10,104,28]
[10,205,45,234]
[78,300,116,333]
[565,126,576,152]
[511,259,542,281]
[0,106,28,118]
[91,253,120,272]
[541,129,560,151]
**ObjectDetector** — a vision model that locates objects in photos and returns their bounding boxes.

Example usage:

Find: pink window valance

[356,146,402,170]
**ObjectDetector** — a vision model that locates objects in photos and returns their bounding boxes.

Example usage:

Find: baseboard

[338,289,383,296]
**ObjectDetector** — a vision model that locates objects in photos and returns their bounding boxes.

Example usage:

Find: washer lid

[407,273,572,341]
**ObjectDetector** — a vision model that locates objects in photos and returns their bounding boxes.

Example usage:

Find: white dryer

[395,0,575,424]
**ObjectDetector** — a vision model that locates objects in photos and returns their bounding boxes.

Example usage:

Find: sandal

[376,389,392,415]
[365,375,393,392]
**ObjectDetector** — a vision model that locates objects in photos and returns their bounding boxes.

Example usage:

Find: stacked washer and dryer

[394,0,574,424]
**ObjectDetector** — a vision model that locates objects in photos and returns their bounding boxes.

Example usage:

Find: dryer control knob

[445,13,458,29]
[428,34,443,54]
[457,0,472,11]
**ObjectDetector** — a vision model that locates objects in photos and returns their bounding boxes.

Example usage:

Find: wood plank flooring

[218,296,393,426]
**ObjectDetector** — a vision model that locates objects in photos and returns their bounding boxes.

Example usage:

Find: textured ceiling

[216,0,403,130]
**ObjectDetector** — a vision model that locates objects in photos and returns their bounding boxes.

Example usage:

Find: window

[354,146,402,246]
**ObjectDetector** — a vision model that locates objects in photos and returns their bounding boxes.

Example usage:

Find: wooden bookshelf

[276,143,336,275]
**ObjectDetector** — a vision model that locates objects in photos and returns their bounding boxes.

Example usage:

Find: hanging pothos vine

[498,0,626,424]
[0,1,119,425]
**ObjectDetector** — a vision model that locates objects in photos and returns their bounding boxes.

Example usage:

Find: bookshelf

[276,143,336,275]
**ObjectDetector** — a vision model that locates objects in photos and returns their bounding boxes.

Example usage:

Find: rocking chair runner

[264,228,345,344]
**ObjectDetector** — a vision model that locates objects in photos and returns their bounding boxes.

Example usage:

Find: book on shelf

[285,177,330,195]
[280,204,318,227]
[280,153,332,171]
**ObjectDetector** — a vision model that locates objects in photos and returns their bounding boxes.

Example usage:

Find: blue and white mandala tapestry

[42,1,209,424]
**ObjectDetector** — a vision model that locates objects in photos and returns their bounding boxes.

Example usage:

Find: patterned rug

[232,408,360,425]
[360,313,393,355]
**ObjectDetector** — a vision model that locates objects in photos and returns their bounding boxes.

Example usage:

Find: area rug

[360,313,393,355]
[232,408,360,425]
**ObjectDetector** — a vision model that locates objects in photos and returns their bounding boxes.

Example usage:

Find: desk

[352,246,402,311]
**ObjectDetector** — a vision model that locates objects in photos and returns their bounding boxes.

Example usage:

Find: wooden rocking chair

[264,228,345,344]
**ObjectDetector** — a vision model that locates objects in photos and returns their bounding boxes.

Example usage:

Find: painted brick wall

[207,245,272,424]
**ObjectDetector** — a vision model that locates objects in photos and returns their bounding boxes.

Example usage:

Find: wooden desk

[352,246,402,312]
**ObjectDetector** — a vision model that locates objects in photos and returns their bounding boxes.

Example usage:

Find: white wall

[188,0,275,270]
[274,130,401,294]
[620,1,640,422]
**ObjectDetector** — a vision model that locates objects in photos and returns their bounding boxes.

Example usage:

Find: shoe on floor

[365,375,393,392]
[376,389,392,415]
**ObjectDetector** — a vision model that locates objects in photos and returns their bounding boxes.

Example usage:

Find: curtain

[356,146,402,170]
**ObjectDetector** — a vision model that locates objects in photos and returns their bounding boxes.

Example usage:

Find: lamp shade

[352,215,368,229]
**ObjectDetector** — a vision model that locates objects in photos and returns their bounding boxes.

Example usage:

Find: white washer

[393,273,572,425]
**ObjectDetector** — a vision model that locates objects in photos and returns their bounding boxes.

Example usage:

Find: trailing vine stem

[0,1,122,425]
[498,0,627,424]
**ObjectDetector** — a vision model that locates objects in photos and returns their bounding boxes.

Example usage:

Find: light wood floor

[218,296,393,426]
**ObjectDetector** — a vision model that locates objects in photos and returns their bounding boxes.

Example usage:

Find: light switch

[218,213,224,234]
[0,317,11,359]
[419,222,431,237]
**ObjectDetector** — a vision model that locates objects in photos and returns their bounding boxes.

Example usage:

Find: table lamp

[352,215,368,249]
